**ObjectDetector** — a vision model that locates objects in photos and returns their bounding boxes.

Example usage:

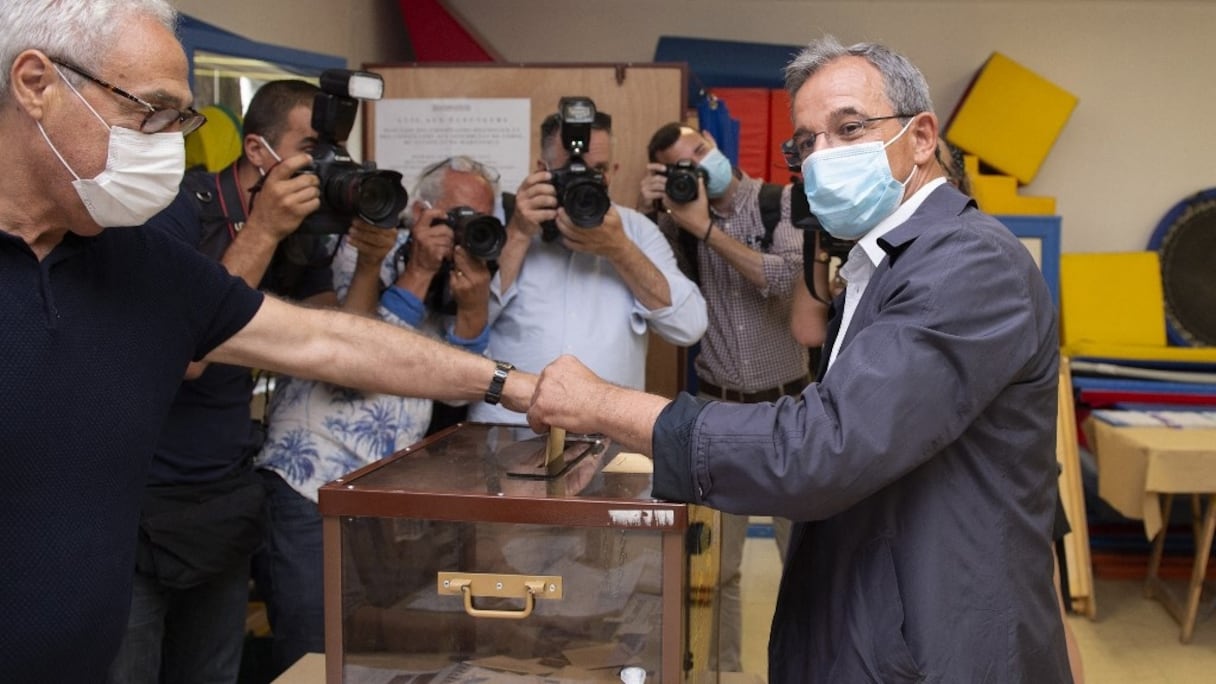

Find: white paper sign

[373,98,531,198]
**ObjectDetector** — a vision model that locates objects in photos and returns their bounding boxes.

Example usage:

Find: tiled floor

[739,533,1216,682]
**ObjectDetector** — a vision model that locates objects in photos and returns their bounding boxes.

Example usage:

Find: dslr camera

[394,205,504,316]
[662,160,709,203]
[438,206,506,261]
[790,178,852,263]
[297,69,409,234]
[542,96,611,240]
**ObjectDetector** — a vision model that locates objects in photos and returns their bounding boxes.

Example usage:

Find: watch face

[485,361,514,405]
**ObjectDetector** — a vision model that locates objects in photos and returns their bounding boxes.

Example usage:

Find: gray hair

[784,36,934,117]
[412,155,501,207]
[0,0,178,98]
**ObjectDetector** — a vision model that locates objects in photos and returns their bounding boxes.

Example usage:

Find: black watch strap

[484,360,515,405]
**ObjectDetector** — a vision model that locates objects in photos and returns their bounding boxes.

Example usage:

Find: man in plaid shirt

[640,123,828,672]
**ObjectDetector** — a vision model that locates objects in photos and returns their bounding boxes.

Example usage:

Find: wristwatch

[484,360,515,405]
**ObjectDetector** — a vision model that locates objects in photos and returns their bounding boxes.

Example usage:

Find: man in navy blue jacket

[528,36,1072,683]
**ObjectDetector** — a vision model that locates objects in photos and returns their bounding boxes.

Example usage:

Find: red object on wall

[399,0,495,62]
[768,89,797,183]
[705,88,801,183]
[707,88,770,181]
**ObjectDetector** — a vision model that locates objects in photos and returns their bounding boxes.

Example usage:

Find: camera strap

[215,164,250,236]
[501,191,516,225]
[182,167,246,263]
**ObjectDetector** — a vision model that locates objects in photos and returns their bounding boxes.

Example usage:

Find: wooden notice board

[360,63,690,397]
[362,63,686,218]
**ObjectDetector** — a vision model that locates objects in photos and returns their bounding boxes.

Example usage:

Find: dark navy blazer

[653,184,1071,683]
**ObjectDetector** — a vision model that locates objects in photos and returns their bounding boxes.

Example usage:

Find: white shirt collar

[854,177,948,268]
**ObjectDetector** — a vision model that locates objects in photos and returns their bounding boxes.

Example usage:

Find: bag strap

[501,191,516,225]
[757,182,784,251]
[183,166,245,262]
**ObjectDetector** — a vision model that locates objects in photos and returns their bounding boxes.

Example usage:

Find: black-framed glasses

[781,113,919,167]
[51,59,206,136]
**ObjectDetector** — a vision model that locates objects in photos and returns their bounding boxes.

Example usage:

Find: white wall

[170,0,411,73]
[444,0,1216,254]
[172,0,1216,254]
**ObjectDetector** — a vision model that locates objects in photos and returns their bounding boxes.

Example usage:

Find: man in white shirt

[470,109,706,424]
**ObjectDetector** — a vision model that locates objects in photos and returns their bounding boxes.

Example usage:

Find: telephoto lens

[321,164,408,228]
[296,145,409,235]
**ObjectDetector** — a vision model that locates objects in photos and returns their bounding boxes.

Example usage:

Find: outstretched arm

[206,295,534,412]
[527,355,668,454]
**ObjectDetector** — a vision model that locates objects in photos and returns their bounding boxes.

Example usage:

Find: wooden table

[1093,420,1216,642]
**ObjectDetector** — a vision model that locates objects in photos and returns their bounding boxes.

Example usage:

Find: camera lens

[666,171,699,203]
[318,162,407,228]
[356,173,407,226]
[562,178,611,228]
[457,214,506,260]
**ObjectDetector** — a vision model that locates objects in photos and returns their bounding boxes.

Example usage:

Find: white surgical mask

[700,147,732,198]
[38,66,184,227]
[800,118,916,240]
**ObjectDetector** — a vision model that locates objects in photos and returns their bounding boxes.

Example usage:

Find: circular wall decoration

[1149,189,1216,346]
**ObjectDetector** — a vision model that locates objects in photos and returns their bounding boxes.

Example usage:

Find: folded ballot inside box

[318,423,723,683]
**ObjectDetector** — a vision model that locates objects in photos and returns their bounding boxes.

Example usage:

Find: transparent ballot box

[318,423,721,683]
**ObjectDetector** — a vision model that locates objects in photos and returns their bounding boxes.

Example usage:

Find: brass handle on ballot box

[437,572,564,620]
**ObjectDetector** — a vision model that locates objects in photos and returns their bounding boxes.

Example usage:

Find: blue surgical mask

[700,147,732,198]
[800,119,916,240]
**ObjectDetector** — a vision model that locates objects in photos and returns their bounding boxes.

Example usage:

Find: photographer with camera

[641,122,826,672]
[252,155,499,675]
[106,79,397,684]
[468,100,706,424]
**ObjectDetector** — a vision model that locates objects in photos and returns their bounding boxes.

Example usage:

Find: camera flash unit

[319,69,384,101]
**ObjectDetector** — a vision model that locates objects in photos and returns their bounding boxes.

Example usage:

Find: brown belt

[698,377,808,403]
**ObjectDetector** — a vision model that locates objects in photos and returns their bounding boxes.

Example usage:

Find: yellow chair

[1060,252,1216,365]
[185,104,243,173]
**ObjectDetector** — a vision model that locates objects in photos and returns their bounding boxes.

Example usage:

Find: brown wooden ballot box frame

[318,422,719,683]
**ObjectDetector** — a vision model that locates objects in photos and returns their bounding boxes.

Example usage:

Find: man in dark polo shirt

[0,2,533,681]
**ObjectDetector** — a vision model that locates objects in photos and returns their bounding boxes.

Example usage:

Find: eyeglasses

[781,113,918,167]
[51,59,207,136]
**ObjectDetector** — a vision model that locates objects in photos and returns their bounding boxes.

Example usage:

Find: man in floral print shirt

[254,156,498,675]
